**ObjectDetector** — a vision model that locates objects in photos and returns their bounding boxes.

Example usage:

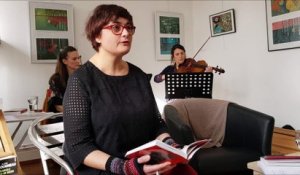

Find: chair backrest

[164,99,275,156]
[27,113,74,175]
[224,103,274,155]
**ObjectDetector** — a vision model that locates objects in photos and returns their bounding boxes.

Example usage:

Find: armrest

[163,105,195,145]
[223,103,274,155]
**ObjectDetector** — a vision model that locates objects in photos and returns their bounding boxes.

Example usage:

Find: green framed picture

[155,11,184,61]
[29,2,74,63]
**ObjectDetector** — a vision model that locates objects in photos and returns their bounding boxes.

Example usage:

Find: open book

[125,139,211,164]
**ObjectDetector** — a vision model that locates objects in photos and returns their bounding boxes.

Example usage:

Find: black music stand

[165,73,213,99]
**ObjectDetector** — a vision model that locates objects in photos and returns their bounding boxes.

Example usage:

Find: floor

[20,159,61,175]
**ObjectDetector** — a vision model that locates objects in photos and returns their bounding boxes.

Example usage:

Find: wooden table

[272,127,299,154]
[247,152,300,175]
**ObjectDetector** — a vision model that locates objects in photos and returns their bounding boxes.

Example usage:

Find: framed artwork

[29,2,74,63]
[155,11,184,61]
[209,9,236,37]
[265,0,300,51]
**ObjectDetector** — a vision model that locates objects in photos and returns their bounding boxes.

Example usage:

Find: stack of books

[258,155,300,174]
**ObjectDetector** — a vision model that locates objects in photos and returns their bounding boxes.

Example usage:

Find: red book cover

[125,139,210,165]
[264,155,300,160]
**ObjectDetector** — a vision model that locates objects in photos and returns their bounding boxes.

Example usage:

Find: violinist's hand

[138,155,176,175]
[205,66,213,73]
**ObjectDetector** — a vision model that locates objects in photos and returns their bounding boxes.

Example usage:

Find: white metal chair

[28,113,74,175]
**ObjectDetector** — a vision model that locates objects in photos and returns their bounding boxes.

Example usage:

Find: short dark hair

[85,4,133,51]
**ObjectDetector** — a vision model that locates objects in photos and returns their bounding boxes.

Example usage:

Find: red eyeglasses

[103,24,136,35]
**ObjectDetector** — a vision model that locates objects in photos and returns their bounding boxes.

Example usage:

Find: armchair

[163,98,274,175]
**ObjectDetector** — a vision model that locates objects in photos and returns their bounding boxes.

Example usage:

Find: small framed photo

[209,9,236,37]
[265,0,300,51]
[29,2,74,63]
[155,11,184,61]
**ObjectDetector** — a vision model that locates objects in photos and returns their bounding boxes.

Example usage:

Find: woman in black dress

[62,4,197,175]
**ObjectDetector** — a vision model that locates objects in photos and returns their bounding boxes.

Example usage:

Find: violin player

[154,44,213,83]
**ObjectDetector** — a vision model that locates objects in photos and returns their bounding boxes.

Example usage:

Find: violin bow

[192,36,211,59]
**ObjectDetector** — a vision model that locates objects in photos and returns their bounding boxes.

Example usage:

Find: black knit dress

[63,61,168,175]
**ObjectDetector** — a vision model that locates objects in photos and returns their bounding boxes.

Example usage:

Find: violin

[175,36,225,74]
[176,58,225,74]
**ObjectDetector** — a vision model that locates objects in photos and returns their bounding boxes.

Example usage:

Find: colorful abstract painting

[272,17,300,44]
[266,0,300,51]
[209,9,236,37]
[271,0,300,17]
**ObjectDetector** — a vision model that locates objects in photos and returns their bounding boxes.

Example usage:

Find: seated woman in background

[47,46,81,113]
[154,44,212,83]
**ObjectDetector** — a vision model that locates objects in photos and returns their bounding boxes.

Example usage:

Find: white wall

[191,0,300,129]
[1,1,300,149]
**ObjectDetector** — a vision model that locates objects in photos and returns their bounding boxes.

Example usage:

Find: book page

[181,139,211,158]
[125,140,187,164]
[125,139,211,165]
